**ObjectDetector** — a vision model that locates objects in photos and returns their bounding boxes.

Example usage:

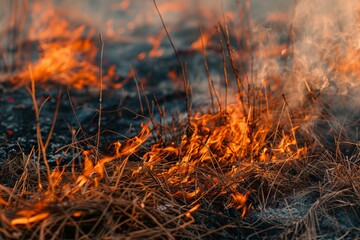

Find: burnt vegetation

[1,0,360,239]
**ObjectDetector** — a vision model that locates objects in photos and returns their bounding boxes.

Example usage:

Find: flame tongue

[130,102,304,211]
[77,123,151,187]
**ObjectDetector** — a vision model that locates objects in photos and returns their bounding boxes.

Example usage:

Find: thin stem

[44,87,62,150]
[153,0,191,123]
[27,66,51,187]
[199,20,221,113]
[217,26,229,112]
[96,33,104,159]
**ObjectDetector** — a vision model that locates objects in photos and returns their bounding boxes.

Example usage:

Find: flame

[185,204,200,218]
[4,0,232,89]
[1,0,318,232]
[190,32,211,52]
[130,101,305,211]
[72,211,83,218]
[7,123,151,226]
[13,30,100,89]
[148,32,165,58]
[11,211,50,226]
[77,123,150,188]
[228,192,249,218]
[48,166,65,191]
[7,2,126,89]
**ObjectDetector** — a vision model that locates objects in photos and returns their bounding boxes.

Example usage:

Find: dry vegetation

[1,0,360,239]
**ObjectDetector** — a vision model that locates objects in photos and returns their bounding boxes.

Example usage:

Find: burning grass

[1,106,359,239]
[1,0,360,239]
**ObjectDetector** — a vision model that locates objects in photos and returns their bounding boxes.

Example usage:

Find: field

[0,0,359,239]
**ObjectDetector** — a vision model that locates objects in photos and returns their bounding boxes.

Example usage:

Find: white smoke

[286,0,360,107]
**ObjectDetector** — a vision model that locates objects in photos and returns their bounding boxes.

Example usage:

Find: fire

[130,99,305,211]
[5,95,305,226]
[9,197,52,226]
[12,26,101,89]
[190,31,211,52]
[185,204,200,218]
[148,32,165,58]
[1,0,341,238]
[7,1,103,89]
[229,192,249,218]
[77,123,150,187]
[11,211,50,226]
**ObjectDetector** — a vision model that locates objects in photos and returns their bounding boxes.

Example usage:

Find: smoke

[45,0,237,38]
[286,0,360,106]
[284,0,360,142]
[3,0,360,114]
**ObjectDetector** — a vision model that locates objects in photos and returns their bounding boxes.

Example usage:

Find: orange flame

[129,101,305,215]
[13,36,100,89]
[77,123,150,188]
[11,211,50,226]
[185,204,200,218]
[228,192,249,218]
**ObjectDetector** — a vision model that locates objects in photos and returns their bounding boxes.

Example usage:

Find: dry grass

[1,1,360,239]
[1,97,360,239]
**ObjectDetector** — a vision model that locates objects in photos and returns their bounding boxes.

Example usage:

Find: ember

[1,0,360,239]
